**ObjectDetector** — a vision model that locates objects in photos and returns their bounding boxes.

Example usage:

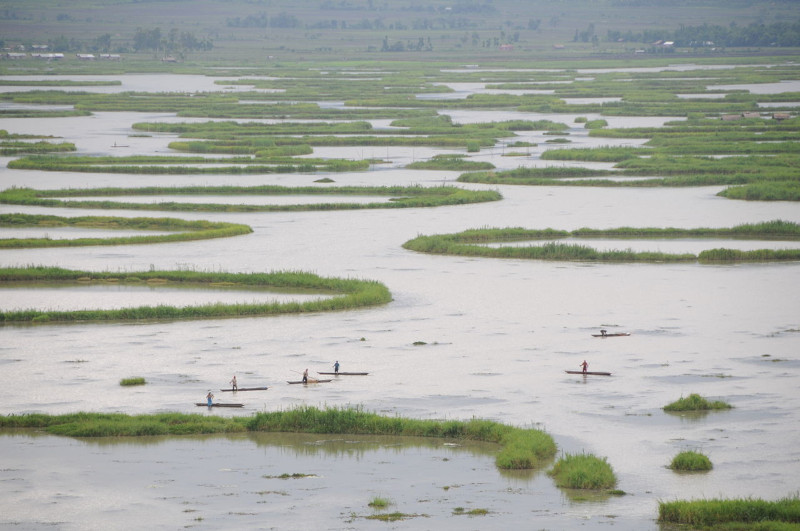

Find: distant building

[76,54,96,60]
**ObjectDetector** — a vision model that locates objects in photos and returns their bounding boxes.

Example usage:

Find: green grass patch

[547,453,617,490]
[663,394,733,412]
[658,496,800,528]
[0,267,391,324]
[0,213,252,248]
[368,496,392,509]
[119,377,146,387]
[669,451,713,472]
[402,221,800,264]
[0,406,556,471]
[0,185,501,213]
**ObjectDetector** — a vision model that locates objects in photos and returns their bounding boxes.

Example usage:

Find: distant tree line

[607,20,800,47]
[133,27,213,53]
[226,11,480,30]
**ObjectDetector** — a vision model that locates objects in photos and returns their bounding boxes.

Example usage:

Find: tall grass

[0,213,252,248]
[0,267,392,324]
[0,186,501,213]
[658,496,800,527]
[547,453,617,490]
[668,451,713,472]
[663,394,732,412]
[402,222,800,264]
[0,406,556,470]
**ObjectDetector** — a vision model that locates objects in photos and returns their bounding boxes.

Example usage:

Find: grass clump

[119,377,146,387]
[547,453,617,490]
[669,451,713,472]
[658,496,800,528]
[368,496,391,509]
[663,394,732,412]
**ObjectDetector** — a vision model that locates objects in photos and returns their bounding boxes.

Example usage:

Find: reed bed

[0,186,501,213]
[119,377,146,387]
[0,406,556,470]
[663,394,732,412]
[402,221,800,264]
[0,267,392,324]
[718,182,800,201]
[0,213,252,248]
[668,451,713,472]
[658,496,800,527]
[547,453,617,490]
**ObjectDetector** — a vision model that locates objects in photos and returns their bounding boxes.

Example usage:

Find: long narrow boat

[317,372,369,376]
[287,379,332,384]
[565,370,612,376]
[219,386,269,392]
[195,403,244,407]
[592,332,630,337]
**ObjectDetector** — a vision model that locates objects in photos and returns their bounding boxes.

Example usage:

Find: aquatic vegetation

[718,182,800,201]
[0,140,76,155]
[0,406,556,470]
[663,394,732,412]
[0,186,501,213]
[547,453,617,490]
[119,377,146,387]
[669,451,713,472]
[405,154,495,171]
[368,497,392,509]
[0,213,252,248]
[658,496,800,528]
[453,507,489,515]
[402,221,800,264]
[0,267,392,324]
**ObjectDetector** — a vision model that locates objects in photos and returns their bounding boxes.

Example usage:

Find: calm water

[1,71,799,530]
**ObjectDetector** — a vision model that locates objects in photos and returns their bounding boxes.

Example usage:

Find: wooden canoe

[287,379,332,384]
[565,370,612,376]
[195,403,244,407]
[219,386,269,392]
[592,333,630,337]
[317,372,369,376]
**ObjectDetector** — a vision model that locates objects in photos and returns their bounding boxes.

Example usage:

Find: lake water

[1,70,799,530]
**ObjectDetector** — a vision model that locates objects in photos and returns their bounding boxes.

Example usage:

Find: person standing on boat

[230,375,238,391]
[302,369,308,384]
[580,360,588,374]
[333,361,340,375]
[206,391,214,406]
[600,329,607,336]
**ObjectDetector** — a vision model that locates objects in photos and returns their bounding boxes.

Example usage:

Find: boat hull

[565,370,612,376]
[317,372,368,376]
[195,403,244,407]
[592,333,630,337]
[287,379,332,384]
[220,387,269,392]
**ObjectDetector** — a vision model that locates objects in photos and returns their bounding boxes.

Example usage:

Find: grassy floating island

[663,393,733,412]
[0,185,501,213]
[0,405,557,470]
[119,377,146,387]
[668,450,713,472]
[0,213,252,248]
[659,496,800,529]
[0,267,391,324]
[402,221,800,263]
[547,453,617,490]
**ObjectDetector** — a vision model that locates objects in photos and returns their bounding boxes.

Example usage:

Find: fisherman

[206,390,214,406]
[333,360,340,375]
[302,368,308,384]
[230,375,238,391]
[580,360,589,374]
[600,329,607,336]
